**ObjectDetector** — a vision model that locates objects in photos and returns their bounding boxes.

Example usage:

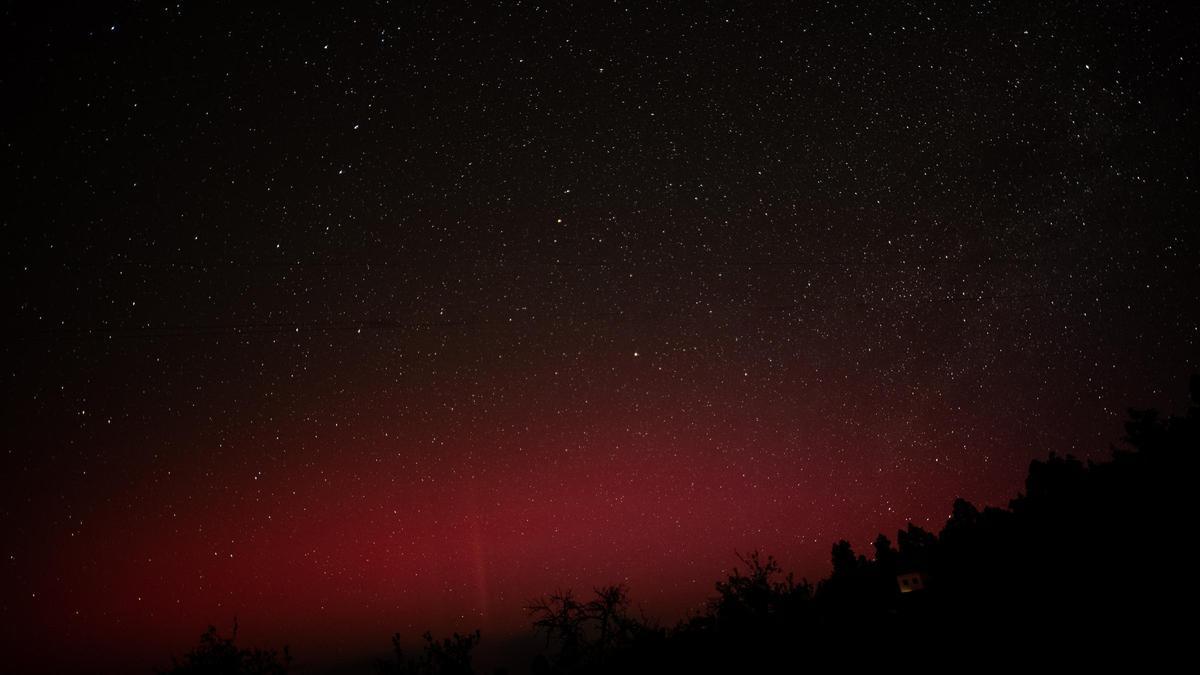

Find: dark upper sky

[3,2,1198,673]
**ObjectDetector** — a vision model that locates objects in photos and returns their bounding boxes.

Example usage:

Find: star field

[3,2,1198,673]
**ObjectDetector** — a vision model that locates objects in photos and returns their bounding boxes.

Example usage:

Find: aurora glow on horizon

[4,3,1197,673]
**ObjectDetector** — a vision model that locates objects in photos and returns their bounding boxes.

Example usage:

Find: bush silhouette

[375,630,481,675]
[158,622,290,675]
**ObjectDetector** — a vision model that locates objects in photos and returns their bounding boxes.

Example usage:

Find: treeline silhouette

[161,377,1198,674]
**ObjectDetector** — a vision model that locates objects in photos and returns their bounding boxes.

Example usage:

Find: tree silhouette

[584,585,636,662]
[829,540,857,577]
[710,550,806,626]
[158,621,290,675]
[526,590,588,670]
[375,630,480,675]
[525,584,656,672]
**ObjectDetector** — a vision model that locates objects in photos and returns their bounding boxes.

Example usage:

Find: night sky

[3,2,1198,673]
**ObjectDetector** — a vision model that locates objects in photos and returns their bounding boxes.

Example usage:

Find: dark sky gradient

[3,2,1198,673]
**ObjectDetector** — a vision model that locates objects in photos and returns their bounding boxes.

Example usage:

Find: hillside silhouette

[160,377,1198,674]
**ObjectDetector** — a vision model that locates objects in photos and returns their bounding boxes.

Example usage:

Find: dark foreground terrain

[159,377,1197,674]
